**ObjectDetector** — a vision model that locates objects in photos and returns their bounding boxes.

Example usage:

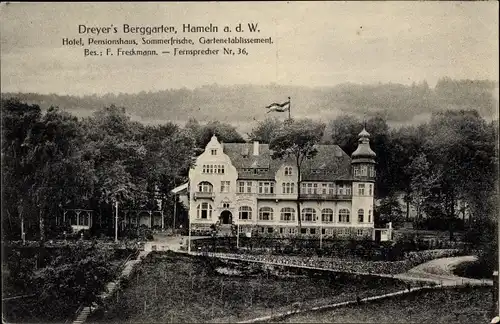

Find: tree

[247,117,282,143]
[27,107,92,242]
[1,100,91,242]
[422,110,496,238]
[407,153,441,222]
[329,115,362,155]
[375,195,404,226]
[1,99,42,241]
[269,118,325,231]
[187,119,245,149]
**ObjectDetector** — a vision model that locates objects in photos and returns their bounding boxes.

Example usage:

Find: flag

[266,100,290,113]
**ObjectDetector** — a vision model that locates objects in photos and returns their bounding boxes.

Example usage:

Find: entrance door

[220,210,232,225]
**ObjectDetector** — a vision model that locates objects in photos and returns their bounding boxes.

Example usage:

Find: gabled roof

[223,143,352,181]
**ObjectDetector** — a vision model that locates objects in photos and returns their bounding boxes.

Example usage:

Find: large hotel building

[188,129,377,239]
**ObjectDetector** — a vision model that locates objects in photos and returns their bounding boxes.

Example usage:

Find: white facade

[188,131,376,239]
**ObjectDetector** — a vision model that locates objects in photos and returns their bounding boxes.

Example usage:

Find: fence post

[493,271,499,318]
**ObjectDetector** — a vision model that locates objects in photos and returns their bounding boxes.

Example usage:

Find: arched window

[239,206,252,220]
[338,209,350,223]
[321,208,333,223]
[197,181,213,192]
[284,166,293,176]
[259,207,273,221]
[197,203,212,219]
[358,209,364,223]
[280,207,295,221]
[301,208,317,222]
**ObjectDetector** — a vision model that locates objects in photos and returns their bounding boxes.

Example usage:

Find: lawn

[89,251,408,323]
[276,286,494,323]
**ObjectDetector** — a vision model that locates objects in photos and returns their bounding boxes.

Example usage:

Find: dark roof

[223,143,352,181]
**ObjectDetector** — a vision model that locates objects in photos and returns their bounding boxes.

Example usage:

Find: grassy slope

[277,286,494,323]
[90,252,407,323]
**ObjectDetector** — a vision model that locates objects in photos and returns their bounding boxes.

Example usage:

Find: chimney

[253,141,259,156]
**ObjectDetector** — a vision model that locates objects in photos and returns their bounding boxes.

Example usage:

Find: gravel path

[394,255,493,286]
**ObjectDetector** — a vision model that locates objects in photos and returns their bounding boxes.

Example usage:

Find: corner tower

[351,128,376,181]
[350,128,376,231]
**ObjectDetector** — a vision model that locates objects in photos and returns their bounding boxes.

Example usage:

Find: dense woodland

[2,78,498,126]
[2,89,497,244]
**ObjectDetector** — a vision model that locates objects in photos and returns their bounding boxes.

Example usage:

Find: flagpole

[288,96,291,120]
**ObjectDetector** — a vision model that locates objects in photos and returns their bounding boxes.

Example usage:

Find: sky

[1,2,498,95]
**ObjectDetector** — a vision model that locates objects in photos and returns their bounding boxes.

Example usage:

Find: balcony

[193,191,215,200]
[299,193,352,201]
[257,192,276,200]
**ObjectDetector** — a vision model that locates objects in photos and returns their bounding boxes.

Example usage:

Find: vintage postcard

[1,2,499,324]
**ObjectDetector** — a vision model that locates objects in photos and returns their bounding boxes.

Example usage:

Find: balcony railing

[299,193,352,200]
[256,192,276,199]
[193,191,215,200]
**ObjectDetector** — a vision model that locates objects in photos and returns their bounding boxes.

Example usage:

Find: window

[358,184,365,196]
[238,181,252,193]
[340,227,349,236]
[354,166,360,176]
[223,202,230,208]
[197,203,212,219]
[321,183,327,195]
[313,183,318,194]
[301,208,317,222]
[358,209,364,223]
[338,209,350,223]
[300,228,307,234]
[259,207,274,221]
[284,166,293,176]
[211,149,217,155]
[267,227,273,234]
[368,210,372,223]
[197,181,213,192]
[357,229,364,236]
[322,228,326,235]
[221,181,230,193]
[321,208,334,222]
[258,182,274,194]
[328,183,335,195]
[369,184,373,196]
[78,214,89,226]
[310,228,316,235]
[369,166,375,177]
[239,206,252,220]
[282,182,295,194]
[337,183,351,195]
[202,164,224,174]
[280,207,295,221]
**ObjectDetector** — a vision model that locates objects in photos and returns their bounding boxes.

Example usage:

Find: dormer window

[211,149,217,155]
[284,166,293,176]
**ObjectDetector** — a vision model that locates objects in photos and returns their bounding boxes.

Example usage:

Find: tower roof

[358,128,370,137]
[352,128,376,161]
